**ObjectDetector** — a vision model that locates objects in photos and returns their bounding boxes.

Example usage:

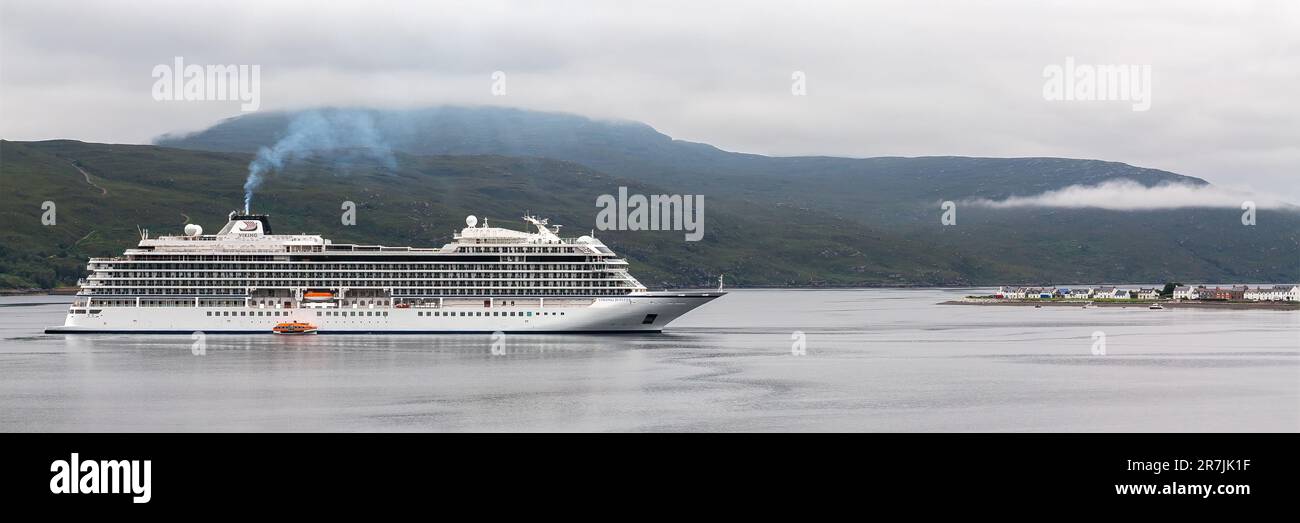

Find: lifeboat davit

[273,321,318,335]
[303,291,335,301]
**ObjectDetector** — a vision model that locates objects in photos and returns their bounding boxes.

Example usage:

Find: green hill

[1,139,983,290]
[3,106,1297,290]
[158,107,1300,284]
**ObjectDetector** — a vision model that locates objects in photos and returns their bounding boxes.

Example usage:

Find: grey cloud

[965,179,1298,210]
[1,0,1297,200]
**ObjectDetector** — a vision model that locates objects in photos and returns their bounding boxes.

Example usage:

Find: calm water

[1,289,1296,432]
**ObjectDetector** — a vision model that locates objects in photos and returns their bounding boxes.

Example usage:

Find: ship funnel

[218,211,274,235]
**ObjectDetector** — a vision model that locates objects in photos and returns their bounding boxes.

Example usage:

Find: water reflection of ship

[62,333,658,357]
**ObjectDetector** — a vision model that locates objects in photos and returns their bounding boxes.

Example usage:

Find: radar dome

[465,215,478,227]
[184,224,203,236]
[577,235,594,243]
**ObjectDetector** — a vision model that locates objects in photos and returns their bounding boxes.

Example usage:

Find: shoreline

[941,299,1300,310]
[0,288,79,296]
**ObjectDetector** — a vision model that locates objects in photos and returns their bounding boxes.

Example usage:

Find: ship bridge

[135,211,326,253]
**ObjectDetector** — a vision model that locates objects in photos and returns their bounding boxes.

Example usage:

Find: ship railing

[154,235,219,241]
[452,234,592,245]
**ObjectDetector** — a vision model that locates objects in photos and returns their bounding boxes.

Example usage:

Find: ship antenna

[718,274,725,291]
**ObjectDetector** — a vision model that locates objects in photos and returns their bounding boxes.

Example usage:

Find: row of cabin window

[411,310,566,317]
[206,311,296,317]
[98,265,616,270]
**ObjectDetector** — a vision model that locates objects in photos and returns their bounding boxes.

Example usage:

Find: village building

[1201,287,1245,300]
[1286,285,1300,301]
[995,286,1024,299]
[1245,285,1300,301]
[992,283,1297,302]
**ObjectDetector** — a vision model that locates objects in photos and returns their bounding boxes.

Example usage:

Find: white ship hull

[46,293,721,334]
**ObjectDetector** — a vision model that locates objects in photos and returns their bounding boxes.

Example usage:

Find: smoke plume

[243,110,396,213]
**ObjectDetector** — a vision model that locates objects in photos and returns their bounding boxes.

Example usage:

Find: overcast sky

[2,0,1297,199]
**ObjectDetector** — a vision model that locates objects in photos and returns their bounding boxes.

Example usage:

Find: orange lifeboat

[272,321,318,335]
[304,291,335,302]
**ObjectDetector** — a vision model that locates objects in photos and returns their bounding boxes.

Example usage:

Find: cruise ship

[46,212,723,334]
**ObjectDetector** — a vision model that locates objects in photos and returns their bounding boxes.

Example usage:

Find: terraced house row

[994,285,1300,301]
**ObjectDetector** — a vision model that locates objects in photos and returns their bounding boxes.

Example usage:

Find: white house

[1112,289,1133,299]
[1093,286,1117,299]
[1069,288,1094,299]
[1136,288,1161,300]
[1247,285,1300,301]
[1172,286,1199,300]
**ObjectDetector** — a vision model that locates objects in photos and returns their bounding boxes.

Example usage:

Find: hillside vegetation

[2,107,1296,289]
